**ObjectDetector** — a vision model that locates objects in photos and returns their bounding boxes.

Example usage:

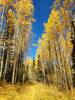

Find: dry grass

[0,82,75,100]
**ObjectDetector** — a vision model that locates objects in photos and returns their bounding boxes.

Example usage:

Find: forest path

[0,82,75,100]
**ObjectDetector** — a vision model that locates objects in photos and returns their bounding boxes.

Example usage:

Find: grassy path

[0,82,75,100]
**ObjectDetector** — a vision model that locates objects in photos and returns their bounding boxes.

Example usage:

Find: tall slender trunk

[12,59,16,84]
[3,50,9,81]
[0,4,6,80]
[0,42,5,80]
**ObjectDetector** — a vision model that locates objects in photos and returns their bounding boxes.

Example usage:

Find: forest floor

[0,82,75,100]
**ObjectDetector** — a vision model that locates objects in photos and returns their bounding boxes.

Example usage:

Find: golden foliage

[36,0,74,90]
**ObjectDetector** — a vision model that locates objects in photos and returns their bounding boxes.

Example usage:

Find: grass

[0,82,75,100]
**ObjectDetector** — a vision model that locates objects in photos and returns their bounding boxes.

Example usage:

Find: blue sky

[28,0,54,58]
